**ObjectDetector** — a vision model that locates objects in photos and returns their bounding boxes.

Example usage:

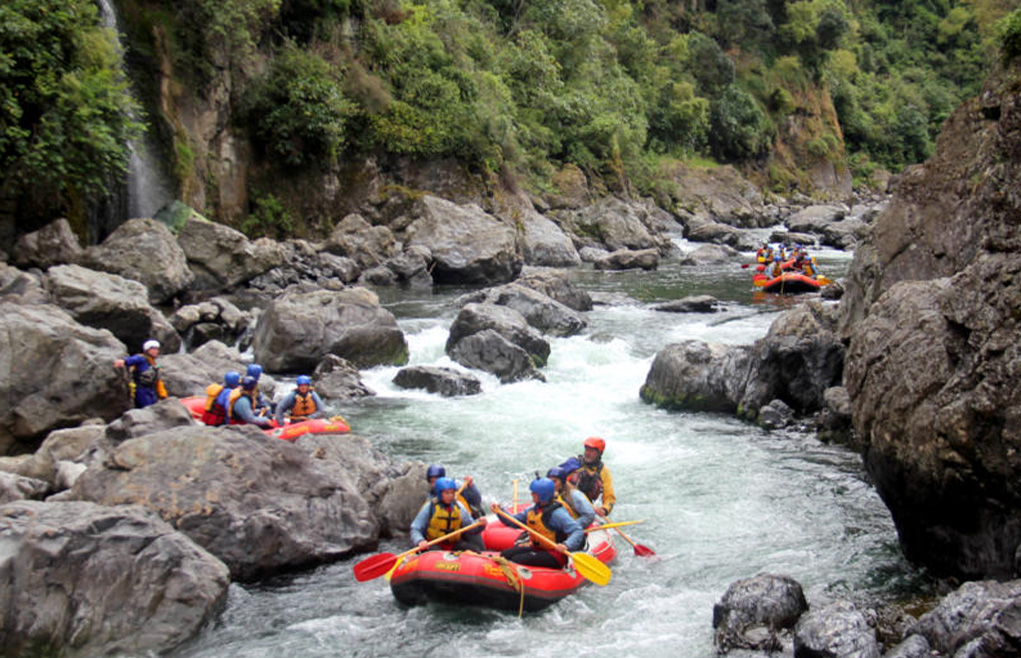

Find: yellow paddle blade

[816,275,832,285]
[570,552,611,586]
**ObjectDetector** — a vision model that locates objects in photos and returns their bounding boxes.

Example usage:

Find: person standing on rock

[113,339,168,408]
[568,437,616,518]
[228,376,273,429]
[274,375,325,425]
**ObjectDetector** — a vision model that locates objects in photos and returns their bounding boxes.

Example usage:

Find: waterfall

[95,0,176,225]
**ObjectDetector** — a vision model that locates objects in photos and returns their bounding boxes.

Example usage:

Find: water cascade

[94,0,176,228]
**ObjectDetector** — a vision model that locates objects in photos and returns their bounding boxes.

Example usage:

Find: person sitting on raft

[201,370,241,426]
[425,464,484,518]
[547,466,596,529]
[490,478,584,569]
[229,376,274,429]
[568,436,616,518]
[245,363,273,417]
[410,477,485,552]
[274,375,325,426]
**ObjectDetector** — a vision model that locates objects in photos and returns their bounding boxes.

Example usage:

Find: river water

[172,244,930,658]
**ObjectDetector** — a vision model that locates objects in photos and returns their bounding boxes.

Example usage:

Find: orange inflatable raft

[389,519,617,612]
[180,395,350,441]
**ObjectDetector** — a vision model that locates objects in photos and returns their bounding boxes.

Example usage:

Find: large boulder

[558,197,660,253]
[311,355,376,400]
[517,205,582,267]
[156,340,273,402]
[0,263,48,304]
[325,213,397,270]
[77,218,194,304]
[838,61,1021,581]
[403,195,522,285]
[446,303,550,382]
[593,248,660,271]
[517,270,594,311]
[393,365,482,397]
[69,426,380,581]
[793,600,881,658]
[177,216,286,293]
[0,500,229,656]
[45,264,181,353]
[12,218,82,270]
[2,423,105,488]
[907,579,1021,656]
[713,573,808,653]
[456,283,587,337]
[252,288,408,371]
[0,302,128,451]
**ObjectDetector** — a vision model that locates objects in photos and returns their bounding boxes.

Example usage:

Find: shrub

[999,8,1021,63]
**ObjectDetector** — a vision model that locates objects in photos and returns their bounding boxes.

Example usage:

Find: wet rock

[793,600,880,658]
[446,303,550,383]
[104,397,196,442]
[12,218,82,270]
[252,287,408,371]
[311,354,375,400]
[393,365,482,397]
[517,270,594,312]
[384,245,433,287]
[654,295,720,313]
[456,283,587,337]
[593,248,659,271]
[69,426,379,581]
[0,471,48,503]
[0,500,229,656]
[758,399,795,429]
[78,218,194,304]
[884,635,932,658]
[679,243,742,265]
[713,573,808,653]
[908,580,1021,656]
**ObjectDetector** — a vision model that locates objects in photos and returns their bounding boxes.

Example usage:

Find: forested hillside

[2,0,1017,234]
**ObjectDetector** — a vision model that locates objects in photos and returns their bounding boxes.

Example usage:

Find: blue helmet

[546,466,566,481]
[241,376,258,391]
[246,363,263,379]
[530,478,556,503]
[296,375,312,386]
[434,477,457,497]
[425,464,446,480]
[224,371,241,388]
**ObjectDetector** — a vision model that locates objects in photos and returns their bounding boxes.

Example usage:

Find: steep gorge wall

[841,62,1021,579]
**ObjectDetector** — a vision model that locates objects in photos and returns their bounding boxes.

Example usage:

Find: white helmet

[143,339,160,351]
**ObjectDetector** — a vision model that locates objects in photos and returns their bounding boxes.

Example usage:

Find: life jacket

[204,384,224,411]
[804,259,816,277]
[133,355,161,388]
[227,388,254,424]
[525,501,564,549]
[573,461,604,503]
[201,385,231,426]
[289,389,319,420]
[425,499,463,541]
[556,493,580,519]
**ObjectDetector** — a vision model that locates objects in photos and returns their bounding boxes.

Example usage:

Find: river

[171,244,930,658]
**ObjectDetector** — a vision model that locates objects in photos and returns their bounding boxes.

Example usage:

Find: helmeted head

[241,376,258,391]
[774,255,781,262]
[433,476,457,498]
[547,466,566,481]
[583,436,606,455]
[143,339,160,353]
[426,464,446,482]
[224,371,241,388]
[246,364,263,380]
[296,375,311,387]
[530,478,556,503]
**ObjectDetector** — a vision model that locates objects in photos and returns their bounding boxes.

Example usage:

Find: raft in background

[388,517,617,613]
[752,271,825,294]
[179,396,350,441]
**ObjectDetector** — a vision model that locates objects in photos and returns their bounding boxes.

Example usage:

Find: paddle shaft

[494,508,565,553]
[583,520,644,532]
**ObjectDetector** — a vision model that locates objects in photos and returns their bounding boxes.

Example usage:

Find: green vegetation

[5,0,1015,223]
[0,0,141,223]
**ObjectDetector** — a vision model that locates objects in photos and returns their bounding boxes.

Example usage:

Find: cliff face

[841,63,1021,579]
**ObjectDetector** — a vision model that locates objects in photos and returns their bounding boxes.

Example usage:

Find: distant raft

[752,271,825,294]
[180,396,350,441]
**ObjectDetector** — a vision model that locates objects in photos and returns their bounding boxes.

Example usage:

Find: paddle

[353,519,485,582]
[583,520,644,532]
[493,508,611,586]
[609,524,656,557]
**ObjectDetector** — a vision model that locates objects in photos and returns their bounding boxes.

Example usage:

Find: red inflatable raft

[389,518,617,613]
[180,396,350,441]
[752,271,824,294]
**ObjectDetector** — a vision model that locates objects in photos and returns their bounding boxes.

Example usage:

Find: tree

[0,0,141,221]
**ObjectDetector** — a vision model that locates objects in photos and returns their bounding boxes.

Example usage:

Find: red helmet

[583,437,606,455]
